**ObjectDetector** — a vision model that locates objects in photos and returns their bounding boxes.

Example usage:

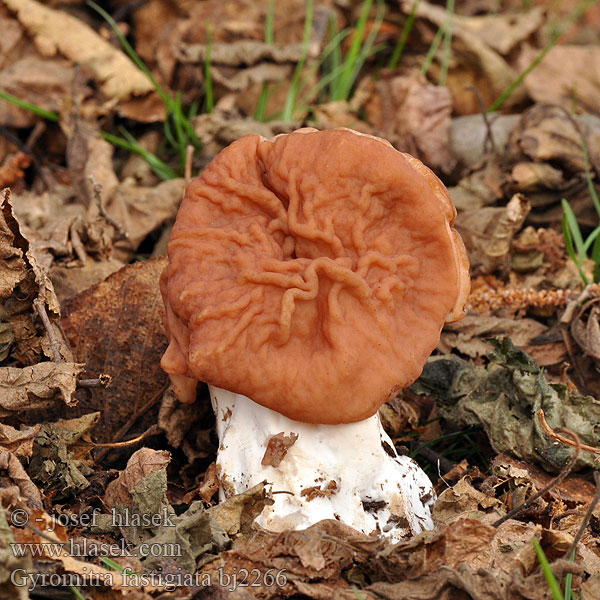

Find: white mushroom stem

[209,385,435,543]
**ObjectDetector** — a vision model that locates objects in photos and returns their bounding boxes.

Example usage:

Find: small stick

[88,424,161,448]
[538,409,600,455]
[185,144,194,182]
[493,424,581,528]
[70,223,88,266]
[465,85,498,155]
[33,299,62,362]
[88,175,129,241]
[77,375,112,389]
[564,470,600,561]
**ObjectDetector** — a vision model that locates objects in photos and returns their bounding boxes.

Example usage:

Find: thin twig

[538,409,600,455]
[95,382,167,462]
[466,86,498,155]
[88,424,161,448]
[33,299,63,362]
[185,144,194,182]
[77,374,112,389]
[564,470,600,561]
[493,423,581,528]
[70,222,88,266]
[88,175,129,241]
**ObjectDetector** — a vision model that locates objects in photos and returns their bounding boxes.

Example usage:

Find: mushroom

[160,128,470,541]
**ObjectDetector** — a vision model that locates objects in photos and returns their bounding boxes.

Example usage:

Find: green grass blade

[421,23,444,76]
[255,0,276,121]
[562,204,589,285]
[283,0,314,120]
[592,234,600,283]
[488,0,595,113]
[265,0,275,45]
[439,0,455,86]
[86,1,172,108]
[562,198,586,258]
[0,89,60,122]
[102,131,178,180]
[71,586,86,600]
[582,225,600,255]
[531,537,564,600]
[388,0,420,69]
[204,22,214,113]
[335,0,374,101]
[345,0,385,100]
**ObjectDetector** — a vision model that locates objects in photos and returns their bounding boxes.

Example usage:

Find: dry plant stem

[77,374,112,388]
[465,86,497,155]
[33,299,62,362]
[565,470,600,561]
[88,176,129,240]
[89,424,161,448]
[70,224,88,265]
[95,382,167,462]
[185,144,194,182]
[538,409,600,455]
[493,424,581,528]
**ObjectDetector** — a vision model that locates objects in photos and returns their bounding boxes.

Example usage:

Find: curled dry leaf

[0,152,30,189]
[0,362,82,416]
[29,412,100,500]
[412,338,600,471]
[0,448,43,510]
[439,314,546,358]
[2,0,153,100]
[1,188,73,364]
[492,454,596,505]
[455,193,530,275]
[433,476,505,526]
[356,70,456,173]
[61,257,169,443]
[400,0,526,113]
[519,45,600,113]
[0,422,40,458]
[104,447,172,510]
[0,57,79,127]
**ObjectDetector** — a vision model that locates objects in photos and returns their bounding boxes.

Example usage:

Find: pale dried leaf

[456,193,530,274]
[3,0,153,100]
[0,423,40,458]
[0,449,42,509]
[0,362,83,415]
[520,45,600,113]
[439,315,546,357]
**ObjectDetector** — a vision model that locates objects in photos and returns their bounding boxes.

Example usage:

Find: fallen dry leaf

[0,362,82,416]
[0,422,39,458]
[0,57,78,127]
[0,448,43,509]
[2,0,153,100]
[357,69,455,173]
[104,448,172,510]
[61,257,169,444]
[439,314,546,358]
[456,193,530,275]
[520,45,600,113]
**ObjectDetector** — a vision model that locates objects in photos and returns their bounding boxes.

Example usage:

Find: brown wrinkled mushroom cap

[161,128,470,424]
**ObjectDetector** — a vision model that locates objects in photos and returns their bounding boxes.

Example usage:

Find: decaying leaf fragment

[28,412,99,500]
[456,193,530,274]
[412,337,600,471]
[1,188,82,411]
[1,0,153,100]
[61,258,169,443]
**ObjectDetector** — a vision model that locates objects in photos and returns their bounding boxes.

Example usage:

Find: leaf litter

[1,0,600,598]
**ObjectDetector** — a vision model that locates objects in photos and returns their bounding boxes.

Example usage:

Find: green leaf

[532,537,564,600]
